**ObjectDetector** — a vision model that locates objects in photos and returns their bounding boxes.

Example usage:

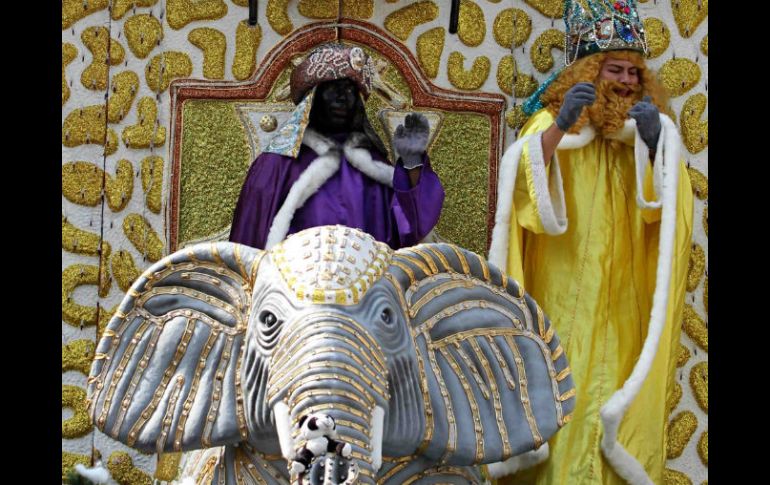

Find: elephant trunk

[267,314,390,484]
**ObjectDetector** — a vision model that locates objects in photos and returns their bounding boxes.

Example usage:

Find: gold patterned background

[61,1,707,483]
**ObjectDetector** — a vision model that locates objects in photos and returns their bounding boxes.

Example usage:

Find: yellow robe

[492,109,693,484]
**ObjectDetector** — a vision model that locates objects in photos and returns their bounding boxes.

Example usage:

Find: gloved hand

[555,82,596,131]
[628,95,661,150]
[393,113,430,169]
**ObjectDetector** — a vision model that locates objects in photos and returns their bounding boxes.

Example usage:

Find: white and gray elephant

[88,225,575,484]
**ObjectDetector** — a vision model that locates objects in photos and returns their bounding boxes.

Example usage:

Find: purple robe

[229,138,444,250]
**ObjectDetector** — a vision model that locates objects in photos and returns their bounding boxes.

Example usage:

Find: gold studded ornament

[260,115,278,132]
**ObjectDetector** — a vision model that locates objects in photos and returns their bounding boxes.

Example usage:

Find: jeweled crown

[564,0,648,65]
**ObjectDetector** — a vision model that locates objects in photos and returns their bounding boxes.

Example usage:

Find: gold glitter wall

[62,1,706,483]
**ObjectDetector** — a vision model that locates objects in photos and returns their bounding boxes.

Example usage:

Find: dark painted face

[310,78,359,134]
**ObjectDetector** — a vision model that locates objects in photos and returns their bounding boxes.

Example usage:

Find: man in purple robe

[229,43,445,250]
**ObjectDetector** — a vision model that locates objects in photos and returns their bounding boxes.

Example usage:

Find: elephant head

[88,225,575,484]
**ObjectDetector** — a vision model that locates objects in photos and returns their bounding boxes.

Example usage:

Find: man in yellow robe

[488,1,693,483]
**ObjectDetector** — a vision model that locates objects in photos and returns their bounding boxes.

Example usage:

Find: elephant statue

[88,225,575,484]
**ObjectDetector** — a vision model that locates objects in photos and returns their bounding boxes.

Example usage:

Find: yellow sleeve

[513,109,557,234]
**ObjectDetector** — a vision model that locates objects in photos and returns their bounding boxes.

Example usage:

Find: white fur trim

[609,119,638,146]
[301,128,337,157]
[528,133,568,235]
[556,124,595,149]
[488,135,529,269]
[485,443,550,478]
[556,118,639,150]
[74,463,111,484]
[344,133,395,187]
[264,129,395,248]
[633,115,674,210]
[488,131,567,269]
[599,114,681,485]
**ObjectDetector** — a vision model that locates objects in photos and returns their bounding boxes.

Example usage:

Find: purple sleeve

[391,154,445,247]
[229,152,293,249]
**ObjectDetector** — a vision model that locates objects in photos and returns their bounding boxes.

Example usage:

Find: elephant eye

[380,308,392,325]
[260,311,278,327]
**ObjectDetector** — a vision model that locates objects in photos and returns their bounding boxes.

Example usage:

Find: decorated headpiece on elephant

[88,225,575,484]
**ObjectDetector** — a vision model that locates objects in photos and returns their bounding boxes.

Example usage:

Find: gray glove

[628,95,661,150]
[393,113,429,169]
[555,82,596,131]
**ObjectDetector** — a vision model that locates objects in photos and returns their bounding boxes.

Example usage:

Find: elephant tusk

[372,406,385,472]
[273,401,295,460]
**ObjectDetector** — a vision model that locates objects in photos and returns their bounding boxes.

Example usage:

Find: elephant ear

[87,242,264,453]
[387,244,575,465]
